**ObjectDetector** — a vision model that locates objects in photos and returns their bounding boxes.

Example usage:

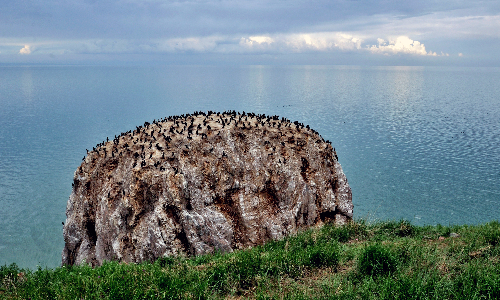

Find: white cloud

[239,36,275,51]
[3,33,452,60]
[368,36,445,56]
[238,32,364,53]
[245,36,274,45]
[335,34,363,50]
[283,32,363,52]
[19,45,31,54]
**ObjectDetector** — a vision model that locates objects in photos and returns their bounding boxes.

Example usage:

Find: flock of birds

[79,111,336,172]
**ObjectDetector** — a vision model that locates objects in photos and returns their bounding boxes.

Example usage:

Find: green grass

[2,220,500,299]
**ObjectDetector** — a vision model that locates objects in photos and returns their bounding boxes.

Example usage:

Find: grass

[1,220,500,299]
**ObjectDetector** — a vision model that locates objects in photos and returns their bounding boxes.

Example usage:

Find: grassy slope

[1,220,500,299]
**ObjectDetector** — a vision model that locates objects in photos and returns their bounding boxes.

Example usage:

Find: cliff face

[62,111,352,266]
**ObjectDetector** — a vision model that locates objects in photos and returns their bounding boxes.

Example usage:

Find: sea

[1,65,499,269]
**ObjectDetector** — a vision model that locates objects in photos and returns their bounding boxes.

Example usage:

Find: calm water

[1,65,499,269]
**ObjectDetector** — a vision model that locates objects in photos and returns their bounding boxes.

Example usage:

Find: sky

[1,0,499,66]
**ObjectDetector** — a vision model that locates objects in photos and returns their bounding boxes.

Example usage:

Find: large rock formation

[62,111,352,266]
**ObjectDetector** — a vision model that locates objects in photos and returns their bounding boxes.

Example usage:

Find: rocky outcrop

[62,111,352,266]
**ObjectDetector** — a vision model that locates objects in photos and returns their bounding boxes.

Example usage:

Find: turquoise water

[1,65,499,269]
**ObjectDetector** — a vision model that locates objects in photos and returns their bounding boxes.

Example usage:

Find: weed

[307,242,340,269]
[357,243,397,276]
[483,221,500,246]
[156,256,177,267]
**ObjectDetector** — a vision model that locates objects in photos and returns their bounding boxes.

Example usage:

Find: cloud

[240,36,274,47]
[238,36,275,52]
[238,32,363,53]
[19,45,31,54]
[50,37,223,54]
[285,33,363,51]
[3,33,450,61]
[161,37,221,52]
[368,36,446,56]
[1,0,498,65]
[246,36,274,45]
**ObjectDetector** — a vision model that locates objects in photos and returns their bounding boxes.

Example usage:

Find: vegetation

[1,220,500,299]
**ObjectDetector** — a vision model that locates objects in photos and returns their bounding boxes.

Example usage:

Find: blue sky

[1,0,499,65]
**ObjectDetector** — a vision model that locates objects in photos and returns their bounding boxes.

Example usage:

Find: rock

[62,111,353,266]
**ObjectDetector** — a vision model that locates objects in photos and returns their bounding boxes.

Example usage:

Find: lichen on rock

[62,111,353,266]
